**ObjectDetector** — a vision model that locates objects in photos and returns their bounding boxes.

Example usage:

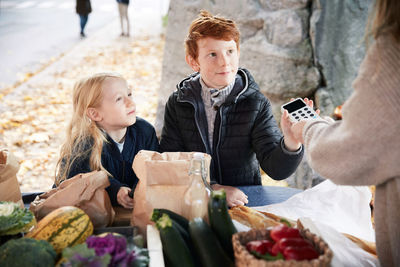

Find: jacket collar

[176,68,258,105]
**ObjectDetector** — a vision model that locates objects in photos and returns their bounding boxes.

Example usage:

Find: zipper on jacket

[122,160,126,184]
[179,99,210,154]
[215,107,224,184]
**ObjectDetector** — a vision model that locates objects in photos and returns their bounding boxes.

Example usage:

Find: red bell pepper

[278,237,313,251]
[283,246,320,261]
[271,242,280,256]
[270,225,301,242]
[246,240,274,255]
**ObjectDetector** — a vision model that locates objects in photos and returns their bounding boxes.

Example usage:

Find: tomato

[246,239,275,255]
[283,246,320,261]
[270,225,301,242]
[278,237,312,251]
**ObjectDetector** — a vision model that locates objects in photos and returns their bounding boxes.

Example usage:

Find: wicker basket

[232,228,332,267]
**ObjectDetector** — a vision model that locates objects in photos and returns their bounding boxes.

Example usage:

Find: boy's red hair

[185,10,240,60]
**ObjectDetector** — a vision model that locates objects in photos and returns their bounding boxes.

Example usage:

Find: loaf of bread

[297,218,377,257]
[342,233,377,257]
[228,205,295,229]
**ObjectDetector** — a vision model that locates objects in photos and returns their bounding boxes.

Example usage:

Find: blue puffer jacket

[160,68,303,186]
[64,117,159,206]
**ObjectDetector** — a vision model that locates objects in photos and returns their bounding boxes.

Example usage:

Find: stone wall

[311,0,372,115]
[155,0,373,189]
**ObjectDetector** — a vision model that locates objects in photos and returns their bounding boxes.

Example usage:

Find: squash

[26,206,93,254]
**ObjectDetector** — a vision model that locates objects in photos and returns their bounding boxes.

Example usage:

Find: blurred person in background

[116,0,130,37]
[76,0,92,37]
[290,0,400,265]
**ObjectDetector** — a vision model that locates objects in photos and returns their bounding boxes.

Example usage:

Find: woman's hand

[281,98,318,148]
[211,184,248,207]
[117,186,133,209]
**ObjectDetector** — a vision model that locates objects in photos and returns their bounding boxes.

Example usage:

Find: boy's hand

[281,98,318,149]
[211,184,248,207]
[290,120,307,144]
[117,186,134,209]
[281,110,302,150]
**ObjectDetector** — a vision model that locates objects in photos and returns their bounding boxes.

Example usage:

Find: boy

[160,11,304,207]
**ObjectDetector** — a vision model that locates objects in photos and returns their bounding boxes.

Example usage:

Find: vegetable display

[26,206,93,254]
[245,224,320,261]
[152,189,237,267]
[0,201,36,236]
[0,237,56,267]
[0,192,330,266]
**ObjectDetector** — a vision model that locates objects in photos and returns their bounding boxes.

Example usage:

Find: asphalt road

[0,0,169,90]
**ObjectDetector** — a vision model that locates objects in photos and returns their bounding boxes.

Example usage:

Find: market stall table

[22,185,302,227]
[237,185,302,207]
[23,185,302,209]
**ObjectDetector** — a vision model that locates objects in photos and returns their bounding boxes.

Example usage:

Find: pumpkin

[26,206,93,253]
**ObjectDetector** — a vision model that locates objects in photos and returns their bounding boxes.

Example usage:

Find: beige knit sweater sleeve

[303,35,400,186]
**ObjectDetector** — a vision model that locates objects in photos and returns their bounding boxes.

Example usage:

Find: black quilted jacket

[160,68,303,186]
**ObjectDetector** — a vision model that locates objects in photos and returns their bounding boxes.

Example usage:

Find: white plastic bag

[255,180,379,266]
[257,180,375,241]
[299,217,379,267]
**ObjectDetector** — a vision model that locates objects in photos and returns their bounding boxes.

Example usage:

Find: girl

[56,73,159,208]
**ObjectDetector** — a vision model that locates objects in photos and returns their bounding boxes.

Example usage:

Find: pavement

[0,5,167,192]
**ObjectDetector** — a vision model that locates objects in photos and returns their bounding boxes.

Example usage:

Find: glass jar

[183,153,209,220]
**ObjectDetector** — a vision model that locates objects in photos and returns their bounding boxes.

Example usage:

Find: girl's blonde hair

[55,73,124,185]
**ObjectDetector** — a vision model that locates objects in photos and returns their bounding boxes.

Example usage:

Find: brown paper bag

[131,150,211,234]
[0,149,23,208]
[29,171,115,228]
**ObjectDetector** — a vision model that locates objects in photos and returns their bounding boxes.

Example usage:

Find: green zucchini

[172,220,190,246]
[189,218,233,267]
[151,209,200,266]
[172,218,202,267]
[208,189,237,259]
[152,208,189,231]
[155,214,195,267]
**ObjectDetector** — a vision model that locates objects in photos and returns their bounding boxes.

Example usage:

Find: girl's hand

[211,184,248,207]
[117,186,134,209]
[281,98,318,148]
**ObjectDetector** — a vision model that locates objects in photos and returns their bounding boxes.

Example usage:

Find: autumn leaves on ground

[0,34,165,193]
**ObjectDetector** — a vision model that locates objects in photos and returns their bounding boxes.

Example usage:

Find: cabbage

[60,234,149,267]
[0,201,36,236]
[0,238,56,267]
